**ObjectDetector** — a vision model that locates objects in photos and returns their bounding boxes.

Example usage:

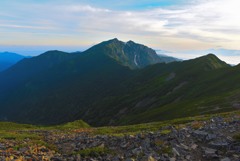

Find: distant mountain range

[186,48,240,56]
[0,52,26,72]
[0,39,239,126]
[157,53,182,63]
[162,48,240,65]
[0,39,180,72]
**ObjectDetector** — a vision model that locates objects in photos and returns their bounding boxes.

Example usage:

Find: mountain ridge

[84,38,163,69]
[0,39,237,126]
[0,52,26,72]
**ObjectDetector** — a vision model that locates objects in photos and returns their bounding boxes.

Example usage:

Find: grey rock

[211,116,224,122]
[169,158,176,161]
[180,143,189,150]
[147,156,157,161]
[172,148,180,156]
[76,154,81,161]
[186,155,191,160]
[193,130,209,136]
[191,144,198,150]
[140,156,157,161]
[121,142,129,148]
[220,157,231,161]
[203,147,218,158]
[204,147,216,154]
[1,115,239,161]
[206,134,217,141]
[0,144,5,150]
[132,147,142,156]
[142,138,151,149]
[209,140,229,148]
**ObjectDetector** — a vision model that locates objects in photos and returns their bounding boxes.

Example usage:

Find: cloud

[64,5,110,13]
[0,0,240,64]
[1,0,240,43]
[0,24,55,30]
[163,48,240,65]
[50,0,240,45]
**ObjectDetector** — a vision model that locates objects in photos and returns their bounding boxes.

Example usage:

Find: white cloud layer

[0,0,240,63]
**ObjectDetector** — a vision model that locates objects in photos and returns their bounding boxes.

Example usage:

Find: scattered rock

[169,158,176,161]
[209,140,229,148]
[220,157,231,161]
[147,156,157,161]
[172,148,180,156]
[0,115,239,160]
[191,144,198,150]
[203,147,218,158]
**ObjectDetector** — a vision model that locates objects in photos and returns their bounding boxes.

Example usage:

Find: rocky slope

[0,112,239,161]
[86,38,164,69]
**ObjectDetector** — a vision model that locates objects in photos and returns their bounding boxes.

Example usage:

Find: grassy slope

[83,54,238,126]
[0,111,239,139]
[1,51,239,127]
[0,120,75,144]
[0,50,133,125]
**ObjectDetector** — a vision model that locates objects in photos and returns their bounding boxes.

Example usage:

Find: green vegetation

[159,146,172,155]
[0,110,238,150]
[233,133,240,141]
[73,146,114,157]
[0,131,40,140]
[0,120,90,153]
[0,122,39,141]
[0,122,36,131]
[0,120,90,141]
[93,111,240,135]
[51,120,90,130]
[160,130,171,135]
[0,38,239,127]
[1,111,237,142]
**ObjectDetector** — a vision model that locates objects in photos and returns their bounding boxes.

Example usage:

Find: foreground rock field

[0,113,239,161]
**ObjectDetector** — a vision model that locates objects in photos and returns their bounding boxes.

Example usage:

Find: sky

[0,0,240,64]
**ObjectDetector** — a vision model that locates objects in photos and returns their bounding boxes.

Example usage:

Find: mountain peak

[112,38,119,41]
[41,50,66,55]
[200,53,220,61]
[205,53,218,58]
[85,38,162,69]
[0,52,23,57]
[105,38,120,43]
[38,50,69,58]
[126,40,135,44]
[192,53,230,70]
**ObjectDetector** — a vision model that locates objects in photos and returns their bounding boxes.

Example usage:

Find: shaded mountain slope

[0,39,238,126]
[0,50,73,99]
[0,45,134,125]
[81,54,235,125]
[0,52,25,72]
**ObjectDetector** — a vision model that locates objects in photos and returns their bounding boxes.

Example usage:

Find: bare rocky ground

[0,114,239,161]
